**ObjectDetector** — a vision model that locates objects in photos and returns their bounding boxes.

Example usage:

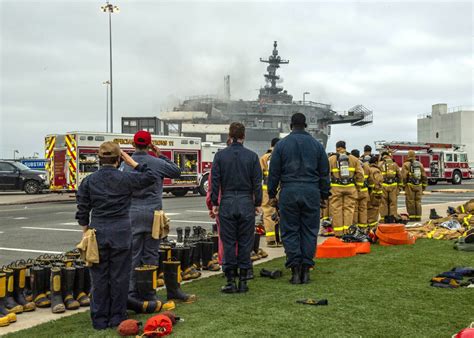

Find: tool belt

[331,177,354,185]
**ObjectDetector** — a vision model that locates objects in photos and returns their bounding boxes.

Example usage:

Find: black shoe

[260,268,282,279]
[290,265,301,285]
[429,208,442,220]
[300,265,310,284]
[221,269,238,294]
[238,269,249,293]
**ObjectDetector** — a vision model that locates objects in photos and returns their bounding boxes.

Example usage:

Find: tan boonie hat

[98,141,121,158]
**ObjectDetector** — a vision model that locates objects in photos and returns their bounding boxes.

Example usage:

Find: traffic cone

[50,267,65,313]
[73,265,90,307]
[30,266,50,308]
[0,272,16,325]
[163,261,196,303]
[2,268,22,314]
[61,267,80,310]
[12,265,35,312]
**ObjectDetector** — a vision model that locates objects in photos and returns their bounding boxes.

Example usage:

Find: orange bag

[315,238,357,258]
[377,224,406,233]
[376,224,416,246]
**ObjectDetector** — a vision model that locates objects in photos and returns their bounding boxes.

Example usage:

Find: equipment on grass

[259,268,282,279]
[61,267,80,310]
[142,314,173,337]
[118,319,142,336]
[201,241,220,271]
[429,208,442,220]
[163,261,196,303]
[375,224,416,246]
[73,265,90,307]
[454,322,474,338]
[221,269,238,294]
[296,298,328,306]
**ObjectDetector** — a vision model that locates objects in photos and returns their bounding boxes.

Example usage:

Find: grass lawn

[6,239,473,337]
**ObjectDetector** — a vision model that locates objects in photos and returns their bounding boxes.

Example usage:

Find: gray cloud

[1,1,472,157]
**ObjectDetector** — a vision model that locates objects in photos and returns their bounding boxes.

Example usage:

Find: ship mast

[259,41,292,103]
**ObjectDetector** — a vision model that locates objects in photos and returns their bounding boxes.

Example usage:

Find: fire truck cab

[45,132,207,196]
[198,142,226,195]
[375,141,472,185]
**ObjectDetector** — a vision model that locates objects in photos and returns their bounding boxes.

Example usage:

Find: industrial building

[418,104,474,165]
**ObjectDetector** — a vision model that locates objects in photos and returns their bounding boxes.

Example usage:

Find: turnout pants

[261,189,277,243]
[90,221,132,330]
[219,193,255,272]
[380,184,399,219]
[353,189,369,229]
[405,184,423,221]
[279,184,320,268]
[329,185,357,237]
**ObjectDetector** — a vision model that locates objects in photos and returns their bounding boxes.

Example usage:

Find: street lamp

[103,80,110,132]
[101,2,119,133]
[303,91,310,105]
[13,150,19,160]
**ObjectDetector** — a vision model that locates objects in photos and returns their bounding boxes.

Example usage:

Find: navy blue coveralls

[121,151,180,296]
[211,141,262,273]
[267,130,330,268]
[76,164,157,330]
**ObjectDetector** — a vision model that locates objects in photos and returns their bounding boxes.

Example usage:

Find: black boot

[73,265,90,307]
[184,226,191,243]
[290,265,302,285]
[181,246,200,280]
[201,241,220,271]
[176,227,184,244]
[221,269,238,294]
[163,261,196,303]
[191,242,203,270]
[83,266,91,298]
[430,208,442,220]
[211,235,219,257]
[300,265,311,284]
[50,267,65,313]
[12,265,36,312]
[260,268,282,279]
[157,249,167,287]
[42,264,52,300]
[61,267,80,310]
[0,272,17,324]
[30,266,50,308]
[2,268,23,314]
[23,259,34,303]
[127,265,167,314]
[238,269,249,293]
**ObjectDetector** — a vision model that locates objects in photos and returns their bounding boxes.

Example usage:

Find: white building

[417,104,474,165]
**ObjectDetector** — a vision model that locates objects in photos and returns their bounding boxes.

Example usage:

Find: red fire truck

[375,141,472,185]
[45,132,219,196]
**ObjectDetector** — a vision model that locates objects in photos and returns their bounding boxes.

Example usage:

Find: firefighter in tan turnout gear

[351,150,370,230]
[379,151,401,223]
[367,155,384,229]
[260,138,281,247]
[329,141,364,237]
[401,150,427,222]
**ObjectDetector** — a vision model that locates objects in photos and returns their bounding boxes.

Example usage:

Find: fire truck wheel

[452,171,462,185]
[172,189,188,197]
[198,175,209,196]
[24,180,41,195]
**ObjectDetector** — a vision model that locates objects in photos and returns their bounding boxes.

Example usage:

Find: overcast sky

[1,0,472,158]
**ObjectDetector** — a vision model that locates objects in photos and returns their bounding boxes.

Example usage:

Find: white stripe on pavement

[22,226,82,232]
[171,220,214,224]
[60,222,78,225]
[13,217,28,220]
[186,210,210,213]
[0,247,62,254]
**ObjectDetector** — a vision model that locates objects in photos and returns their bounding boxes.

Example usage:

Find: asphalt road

[0,181,473,266]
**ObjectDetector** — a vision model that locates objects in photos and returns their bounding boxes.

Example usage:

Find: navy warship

[130,41,373,154]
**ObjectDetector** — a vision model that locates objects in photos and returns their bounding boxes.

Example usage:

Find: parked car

[0,161,48,194]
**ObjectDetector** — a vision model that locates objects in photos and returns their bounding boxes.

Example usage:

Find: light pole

[13,150,19,160]
[103,80,110,132]
[303,91,310,105]
[101,2,119,133]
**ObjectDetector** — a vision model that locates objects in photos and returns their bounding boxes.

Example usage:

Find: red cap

[134,130,152,146]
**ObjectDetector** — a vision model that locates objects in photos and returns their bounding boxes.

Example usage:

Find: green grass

[6,239,474,337]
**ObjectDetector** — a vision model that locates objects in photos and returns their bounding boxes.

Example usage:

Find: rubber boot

[221,269,238,294]
[163,261,196,303]
[201,241,220,271]
[430,208,442,220]
[83,266,91,297]
[290,265,302,285]
[43,265,52,300]
[30,266,50,308]
[181,247,194,281]
[187,244,202,279]
[73,265,90,307]
[260,268,283,279]
[0,272,16,324]
[50,267,65,313]
[12,266,35,312]
[2,269,22,314]
[192,241,203,270]
[300,265,311,284]
[176,227,184,244]
[254,233,268,258]
[211,235,219,257]
[61,267,80,310]
[23,259,34,303]
[184,227,191,243]
[127,265,168,314]
[157,249,167,287]
[238,269,249,293]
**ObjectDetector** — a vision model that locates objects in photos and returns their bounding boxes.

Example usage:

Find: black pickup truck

[0,161,48,194]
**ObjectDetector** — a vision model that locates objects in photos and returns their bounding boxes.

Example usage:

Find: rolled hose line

[375,225,416,245]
